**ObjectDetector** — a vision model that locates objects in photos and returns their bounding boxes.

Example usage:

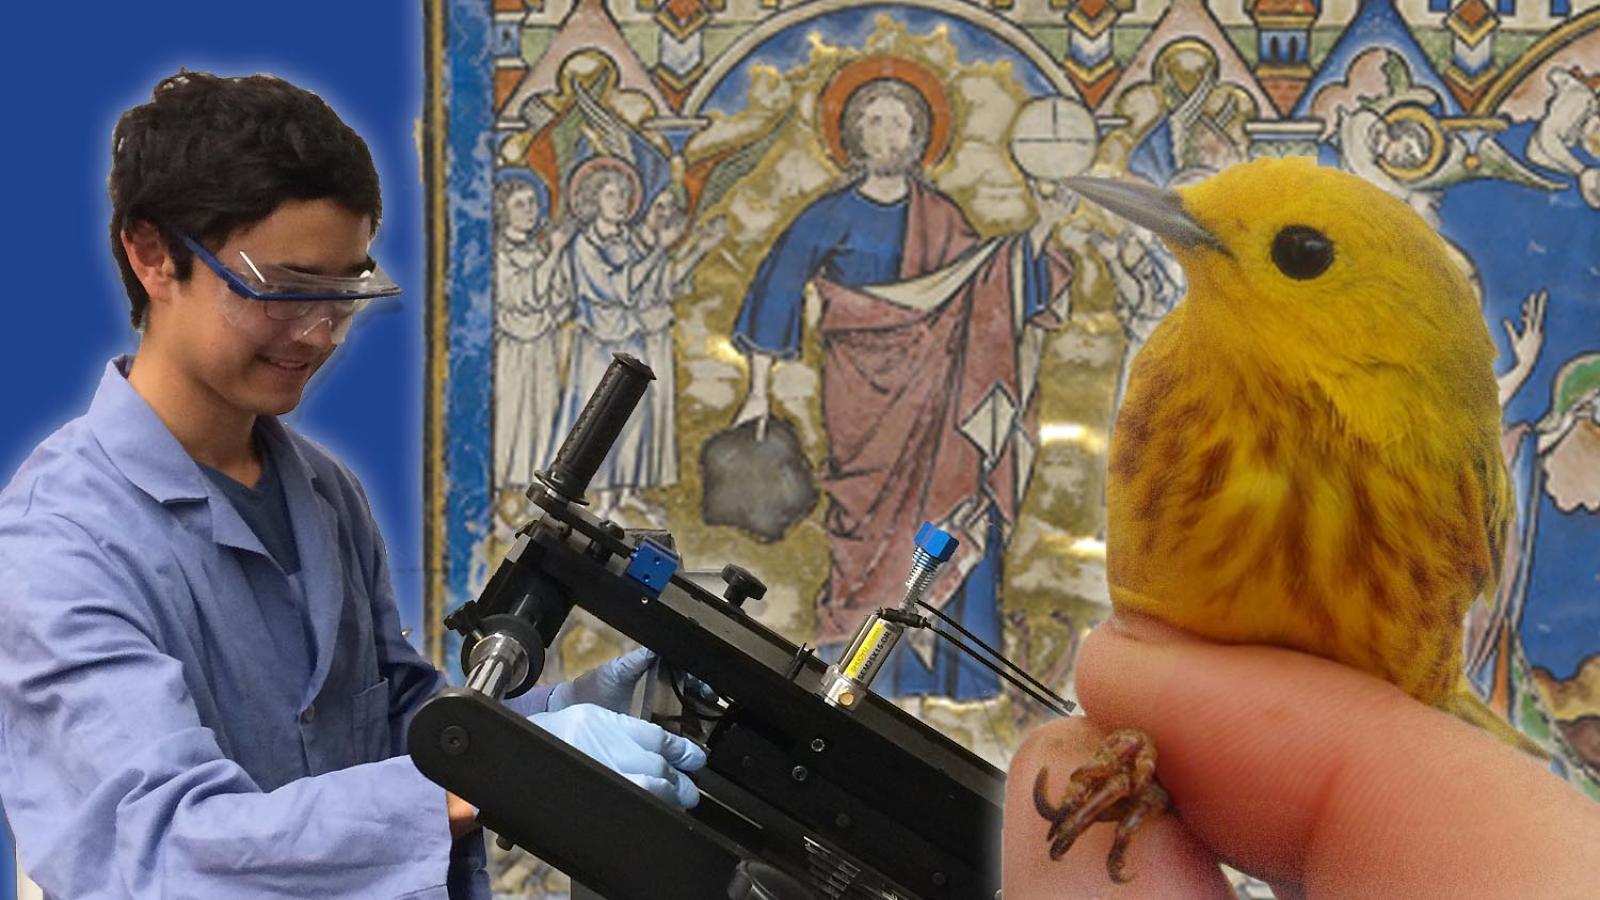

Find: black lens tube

[539,353,655,503]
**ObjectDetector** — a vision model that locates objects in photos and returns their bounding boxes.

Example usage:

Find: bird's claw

[1032,728,1170,883]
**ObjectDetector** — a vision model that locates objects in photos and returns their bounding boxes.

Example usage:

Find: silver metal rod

[465,632,530,701]
[467,657,511,699]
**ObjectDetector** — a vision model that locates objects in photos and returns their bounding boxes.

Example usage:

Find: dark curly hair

[108,70,382,329]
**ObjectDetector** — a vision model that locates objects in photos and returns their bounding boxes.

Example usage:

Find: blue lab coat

[0,357,550,898]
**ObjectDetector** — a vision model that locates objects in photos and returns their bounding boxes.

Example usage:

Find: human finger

[623,773,681,806]
[1074,614,1600,898]
[604,646,656,683]
[614,715,708,772]
[1005,714,1235,899]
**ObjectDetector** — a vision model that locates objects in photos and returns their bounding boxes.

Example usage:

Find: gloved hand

[530,703,706,808]
[548,646,657,714]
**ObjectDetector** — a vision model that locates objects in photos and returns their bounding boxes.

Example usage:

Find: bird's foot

[1032,727,1170,883]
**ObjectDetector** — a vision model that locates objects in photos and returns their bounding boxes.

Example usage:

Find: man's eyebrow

[278,257,378,277]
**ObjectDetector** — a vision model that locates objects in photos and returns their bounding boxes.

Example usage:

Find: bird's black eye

[1271,226,1334,280]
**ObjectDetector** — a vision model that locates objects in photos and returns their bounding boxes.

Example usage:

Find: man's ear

[121,221,178,298]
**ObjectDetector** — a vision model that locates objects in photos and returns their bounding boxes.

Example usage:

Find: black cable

[916,599,1075,715]
[928,623,1074,718]
[666,670,718,721]
[662,662,723,722]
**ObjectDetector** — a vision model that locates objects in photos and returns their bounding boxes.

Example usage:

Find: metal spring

[902,551,941,604]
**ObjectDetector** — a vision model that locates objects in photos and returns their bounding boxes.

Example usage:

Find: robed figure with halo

[727,56,1082,699]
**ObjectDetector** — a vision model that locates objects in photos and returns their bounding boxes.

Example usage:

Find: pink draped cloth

[813,181,1071,643]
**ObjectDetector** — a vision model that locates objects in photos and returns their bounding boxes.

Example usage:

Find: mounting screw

[931,872,947,888]
[741,755,756,771]
[790,765,809,783]
[720,564,768,608]
[441,725,470,756]
[834,812,851,829]
[810,738,827,753]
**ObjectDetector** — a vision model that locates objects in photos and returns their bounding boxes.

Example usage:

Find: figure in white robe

[493,177,572,496]
[547,158,724,524]
[631,192,728,498]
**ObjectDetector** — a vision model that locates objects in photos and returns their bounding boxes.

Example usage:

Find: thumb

[1072,614,1600,897]
[602,646,657,685]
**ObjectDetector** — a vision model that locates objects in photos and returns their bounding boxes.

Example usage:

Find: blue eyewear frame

[176,233,401,302]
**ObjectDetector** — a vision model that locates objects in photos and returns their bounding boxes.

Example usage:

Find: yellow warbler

[1033,157,1535,882]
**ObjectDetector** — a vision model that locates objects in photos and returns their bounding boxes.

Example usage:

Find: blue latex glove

[529,703,706,808]
[550,646,721,713]
[549,646,657,714]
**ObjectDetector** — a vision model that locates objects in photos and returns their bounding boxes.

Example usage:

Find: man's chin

[868,163,913,178]
[239,387,305,418]
[244,361,317,416]
[258,394,304,417]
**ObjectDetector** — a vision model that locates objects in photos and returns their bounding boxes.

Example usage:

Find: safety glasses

[178,233,401,344]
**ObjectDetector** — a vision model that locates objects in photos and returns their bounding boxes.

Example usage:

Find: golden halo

[566,156,644,220]
[818,55,952,171]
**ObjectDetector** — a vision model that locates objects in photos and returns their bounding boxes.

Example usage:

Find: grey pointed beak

[1063,177,1224,253]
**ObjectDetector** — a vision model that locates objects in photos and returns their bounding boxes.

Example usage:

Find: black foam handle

[541,353,655,502]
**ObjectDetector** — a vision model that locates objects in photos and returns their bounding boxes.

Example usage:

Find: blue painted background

[1445,160,1600,680]
[0,3,426,893]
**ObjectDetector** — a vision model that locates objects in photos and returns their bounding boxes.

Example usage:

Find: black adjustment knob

[720,564,767,608]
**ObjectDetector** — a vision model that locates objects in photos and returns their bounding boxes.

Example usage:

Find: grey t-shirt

[199,437,314,685]
[199,438,301,575]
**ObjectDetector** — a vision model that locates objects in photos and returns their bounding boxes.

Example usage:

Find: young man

[0,71,702,898]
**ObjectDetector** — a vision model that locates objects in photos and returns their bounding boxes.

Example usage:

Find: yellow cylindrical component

[820,611,907,709]
[843,619,888,680]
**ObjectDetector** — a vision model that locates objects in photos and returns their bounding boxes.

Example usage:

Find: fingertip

[1072,618,1173,722]
[656,729,708,771]
[614,704,704,768]
[618,646,657,671]
[625,773,676,805]
[672,770,702,809]
[676,737,709,772]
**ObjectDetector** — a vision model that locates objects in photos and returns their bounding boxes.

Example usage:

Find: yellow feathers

[1070,158,1527,748]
